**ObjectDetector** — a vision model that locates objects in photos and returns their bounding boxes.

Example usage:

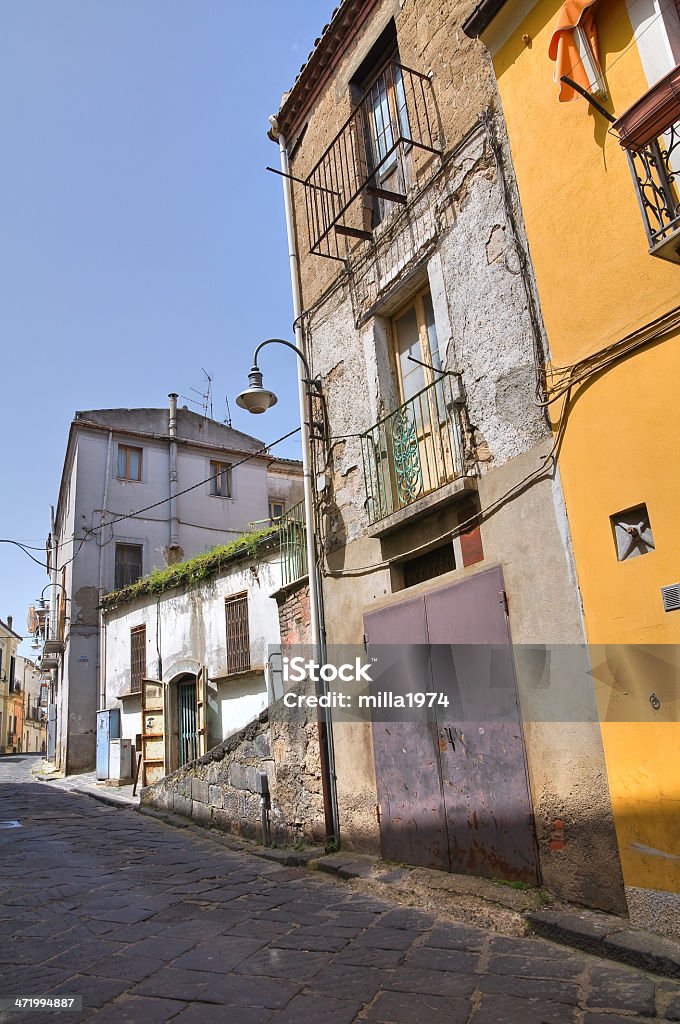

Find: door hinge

[500,590,509,615]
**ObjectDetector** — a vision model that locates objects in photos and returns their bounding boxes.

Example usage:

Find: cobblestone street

[1,755,679,1023]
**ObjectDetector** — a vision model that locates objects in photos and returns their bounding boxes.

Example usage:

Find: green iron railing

[361,375,465,525]
[279,500,308,586]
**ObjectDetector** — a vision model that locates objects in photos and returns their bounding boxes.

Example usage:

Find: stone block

[208,784,224,809]
[230,763,257,791]
[191,800,212,826]
[173,793,192,818]
[603,929,680,977]
[191,778,209,804]
[253,732,271,759]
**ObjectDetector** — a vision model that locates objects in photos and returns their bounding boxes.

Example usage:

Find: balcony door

[390,288,453,502]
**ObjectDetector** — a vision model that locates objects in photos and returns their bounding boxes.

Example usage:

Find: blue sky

[0,0,337,654]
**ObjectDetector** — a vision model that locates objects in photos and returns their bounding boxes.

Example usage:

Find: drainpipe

[98,431,113,710]
[271,118,340,847]
[168,393,180,552]
[49,506,58,757]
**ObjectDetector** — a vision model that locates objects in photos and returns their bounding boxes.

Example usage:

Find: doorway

[177,677,198,768]
[364,567,538,883]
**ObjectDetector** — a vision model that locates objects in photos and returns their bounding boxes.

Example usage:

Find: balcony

[278,500,308,587]
[361,375,469,528]
[303,60,441,261]
[614,64,680,264]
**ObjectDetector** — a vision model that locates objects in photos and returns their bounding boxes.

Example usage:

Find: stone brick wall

[283,0,498,310]
[275,578,311,646]
[140,696,325,846]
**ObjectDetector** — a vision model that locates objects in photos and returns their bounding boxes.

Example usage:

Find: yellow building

[465,0,680,933]
[0,617,22,754]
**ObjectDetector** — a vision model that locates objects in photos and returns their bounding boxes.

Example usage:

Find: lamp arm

[253,338,311,380]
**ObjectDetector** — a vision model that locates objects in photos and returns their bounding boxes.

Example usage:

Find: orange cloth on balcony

[548,0,601,102]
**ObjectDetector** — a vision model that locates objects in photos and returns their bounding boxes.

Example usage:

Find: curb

[70,784,139,810]
[526,910,680,979]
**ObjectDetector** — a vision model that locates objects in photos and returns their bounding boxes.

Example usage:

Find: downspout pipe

[168,393,180,552]
[49,505,59,756]
[272,119,340,847]
[98,430,113,710]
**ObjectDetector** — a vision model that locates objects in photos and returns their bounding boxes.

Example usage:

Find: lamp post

[236,338,339,846]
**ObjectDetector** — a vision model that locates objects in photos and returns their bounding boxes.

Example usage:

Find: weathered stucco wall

[141,698,326,847]
[285,0,498,308]
[103,543,283,760]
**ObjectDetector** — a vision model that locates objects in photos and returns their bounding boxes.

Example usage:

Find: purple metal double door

[364,566,538,883]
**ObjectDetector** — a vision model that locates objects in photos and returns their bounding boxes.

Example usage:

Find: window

[210,460,232,498]
[391,287,443,406]
[225,594,250,674]
[117,445,142,481]
[130,625,146,694]
[269,499,285,523]
[115,544,143,589]
[350,20,410,228]
[402,543,456,588]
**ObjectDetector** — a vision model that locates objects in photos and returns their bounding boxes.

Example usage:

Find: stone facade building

[267,0,625,910]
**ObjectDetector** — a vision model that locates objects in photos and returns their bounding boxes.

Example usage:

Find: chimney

[7,615,12,632]
[168,392,178,438]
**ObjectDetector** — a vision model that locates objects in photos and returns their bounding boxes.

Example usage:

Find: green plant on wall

[102,526,278,607]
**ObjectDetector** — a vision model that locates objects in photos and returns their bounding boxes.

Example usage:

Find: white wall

[102,545,283,771]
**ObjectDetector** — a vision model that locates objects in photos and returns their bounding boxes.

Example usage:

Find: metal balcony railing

[279,500,308,586]
[614,65,680,262]
[361,375,465,526]
[304,60,441,261]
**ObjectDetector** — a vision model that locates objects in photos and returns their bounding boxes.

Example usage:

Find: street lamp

[236,337,339,846]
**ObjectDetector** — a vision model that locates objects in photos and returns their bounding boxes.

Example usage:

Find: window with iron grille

[402,543,456,589]
[225,594,250,674]
[130,625,146,694]
[115,543,143,590]
[210,460,232,498]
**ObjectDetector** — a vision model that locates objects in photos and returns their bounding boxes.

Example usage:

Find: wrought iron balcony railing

[279,500,308,587]
[361,375,465,526]
[303,60,441,261]
[614,64,680,264]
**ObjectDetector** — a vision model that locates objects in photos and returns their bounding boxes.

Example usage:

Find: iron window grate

[130,625,146,693]
[225,594,250,674]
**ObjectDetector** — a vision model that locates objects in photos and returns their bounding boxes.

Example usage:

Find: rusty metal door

[364,594,449,870]
[425,568,538,883]
[364,567,538,882]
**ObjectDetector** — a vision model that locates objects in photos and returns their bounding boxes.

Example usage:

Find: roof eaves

[462,0,511,38]
[272,0,382,142]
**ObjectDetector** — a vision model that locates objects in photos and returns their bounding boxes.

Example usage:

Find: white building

[16,656,46,755]
[48,397,302,774]
[101,531,288,785]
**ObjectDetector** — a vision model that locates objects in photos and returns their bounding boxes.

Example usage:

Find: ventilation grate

[661,584,680,612]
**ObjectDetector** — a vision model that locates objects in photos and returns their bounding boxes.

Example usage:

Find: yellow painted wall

[491,0,680,894]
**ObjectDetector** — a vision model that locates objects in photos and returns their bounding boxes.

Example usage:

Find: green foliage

[102,526,278,608]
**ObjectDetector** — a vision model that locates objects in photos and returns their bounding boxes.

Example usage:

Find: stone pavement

[31,760,139,808]
[1,754,680,1024]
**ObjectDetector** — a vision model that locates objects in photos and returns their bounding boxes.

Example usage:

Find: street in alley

[1,755,679,1023]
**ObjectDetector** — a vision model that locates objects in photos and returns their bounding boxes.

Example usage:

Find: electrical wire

[321,388,571,578]
[1,425,302,576]
[0,540,49,570]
